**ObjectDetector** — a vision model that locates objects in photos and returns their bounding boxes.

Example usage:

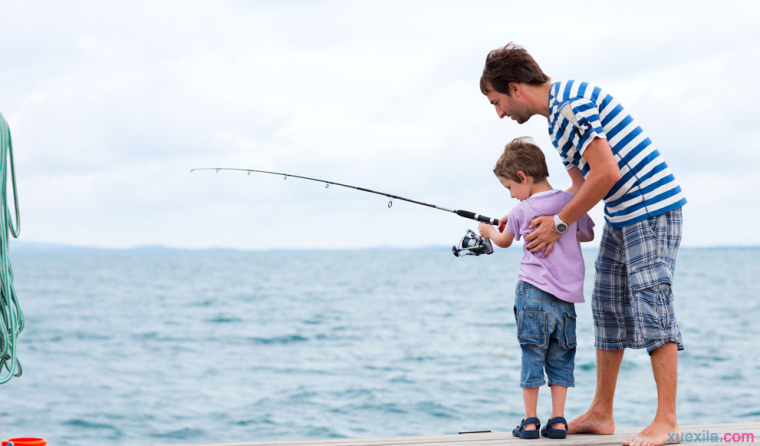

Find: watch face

[557,223,568,233]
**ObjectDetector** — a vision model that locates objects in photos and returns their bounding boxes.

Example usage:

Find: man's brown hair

[493,137,549,183]
[480,42,550,96]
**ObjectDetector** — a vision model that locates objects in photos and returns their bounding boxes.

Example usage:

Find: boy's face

[498,174,531,201]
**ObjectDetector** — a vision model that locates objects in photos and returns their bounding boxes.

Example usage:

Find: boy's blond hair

[493,137,550,183]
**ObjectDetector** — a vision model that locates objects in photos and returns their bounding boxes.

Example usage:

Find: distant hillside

[8,240,451,253]
[8,240,756,253]
[9,241,190,253]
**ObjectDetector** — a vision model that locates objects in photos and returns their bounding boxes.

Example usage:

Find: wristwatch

[553,215,569,234]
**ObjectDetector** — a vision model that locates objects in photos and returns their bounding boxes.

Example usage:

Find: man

[479,43,687,446]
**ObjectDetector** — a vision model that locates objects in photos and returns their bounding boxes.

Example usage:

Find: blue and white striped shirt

[547,80,687,227]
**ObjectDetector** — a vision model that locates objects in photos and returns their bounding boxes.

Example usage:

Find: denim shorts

[593,207,684,353]
[514,281,577,388]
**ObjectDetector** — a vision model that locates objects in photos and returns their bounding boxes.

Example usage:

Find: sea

[0,247,758,445]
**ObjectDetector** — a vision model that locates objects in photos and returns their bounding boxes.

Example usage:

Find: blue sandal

[513,417,541,439]
[540,416,568,439]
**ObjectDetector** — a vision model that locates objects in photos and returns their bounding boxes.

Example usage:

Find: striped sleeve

[558,98,606,156]
[547,80,686,227]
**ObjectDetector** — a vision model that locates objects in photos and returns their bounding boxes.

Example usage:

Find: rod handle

[455,210,499,225]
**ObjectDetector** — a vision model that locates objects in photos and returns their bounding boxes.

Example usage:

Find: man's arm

[566,166,585,195]
[556,138,620,225]
[525,138,620,257]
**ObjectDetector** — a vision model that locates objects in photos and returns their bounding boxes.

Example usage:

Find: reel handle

[455,210,499,226]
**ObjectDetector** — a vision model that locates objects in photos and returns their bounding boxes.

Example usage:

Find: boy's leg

[522,387,540,430]
[514,287,549,431]
[544,302,577,432]
[550,385,568,429]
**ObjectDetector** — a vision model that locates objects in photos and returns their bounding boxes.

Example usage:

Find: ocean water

[0,247,758,445]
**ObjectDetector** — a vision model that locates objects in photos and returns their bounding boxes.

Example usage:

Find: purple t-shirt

[505,189,594,303]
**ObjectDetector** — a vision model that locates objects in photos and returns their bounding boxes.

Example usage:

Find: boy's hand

[478,222,494,238]
[481,220,516,249]
[497,215,509,232]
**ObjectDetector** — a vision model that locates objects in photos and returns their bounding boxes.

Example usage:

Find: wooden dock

[152,422,759,446]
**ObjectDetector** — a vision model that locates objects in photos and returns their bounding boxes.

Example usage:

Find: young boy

[479,137,594,440]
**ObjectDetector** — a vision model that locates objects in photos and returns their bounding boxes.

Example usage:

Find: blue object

[512,417,541,439]
[514,281,577,388]
[0,111,23,386]
[541,416,568,439]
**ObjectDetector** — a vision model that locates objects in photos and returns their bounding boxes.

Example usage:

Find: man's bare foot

[567,411,615,435]
[623,421,680,446]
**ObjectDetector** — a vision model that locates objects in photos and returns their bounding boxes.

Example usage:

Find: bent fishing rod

[191,167,500,225]
[190,167,499,257]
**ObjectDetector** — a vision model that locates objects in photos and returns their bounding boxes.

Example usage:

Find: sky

[0,1,758,250]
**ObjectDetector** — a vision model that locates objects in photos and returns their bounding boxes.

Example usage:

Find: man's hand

[497,215,509,232]
[525,215,561,258]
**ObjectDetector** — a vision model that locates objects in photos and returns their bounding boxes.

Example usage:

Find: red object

[2,438,47,446]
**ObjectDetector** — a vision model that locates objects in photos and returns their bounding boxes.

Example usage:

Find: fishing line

[190,167,500,225]
[191,167,497,257]
[0,111,22,385]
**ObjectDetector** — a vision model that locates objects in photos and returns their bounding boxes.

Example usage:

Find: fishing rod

[191,167,497,256]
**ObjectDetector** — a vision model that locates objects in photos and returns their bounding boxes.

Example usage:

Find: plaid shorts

[592,207,684,353]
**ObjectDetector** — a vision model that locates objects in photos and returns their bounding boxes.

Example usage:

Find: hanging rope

[0,111,22,385]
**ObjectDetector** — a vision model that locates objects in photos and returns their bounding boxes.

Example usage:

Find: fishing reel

[452,229,494,257]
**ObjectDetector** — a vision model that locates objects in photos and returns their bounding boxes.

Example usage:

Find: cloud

[1,0,757,248]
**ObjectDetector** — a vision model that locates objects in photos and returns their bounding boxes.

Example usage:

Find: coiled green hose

[0,111,22,385]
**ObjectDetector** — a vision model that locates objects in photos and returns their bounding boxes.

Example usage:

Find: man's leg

[571,222,627,435]
[622,209,684,446]
[567,348,623,434]
[623,342,681,446]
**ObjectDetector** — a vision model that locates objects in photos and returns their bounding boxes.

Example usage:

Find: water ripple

[2,248,758,445]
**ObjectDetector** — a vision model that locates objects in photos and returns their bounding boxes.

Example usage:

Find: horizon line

[10,240,760,253]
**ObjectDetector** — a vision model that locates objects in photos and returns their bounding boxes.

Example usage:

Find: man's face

[485,86,533,124]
